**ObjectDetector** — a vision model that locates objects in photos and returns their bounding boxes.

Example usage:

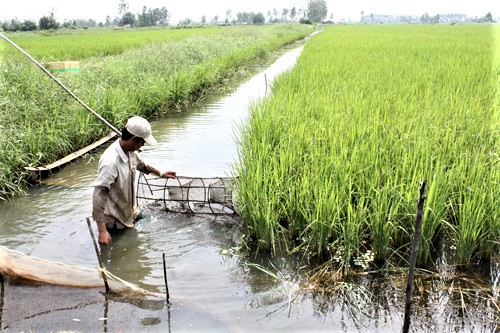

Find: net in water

[0,245,162,298]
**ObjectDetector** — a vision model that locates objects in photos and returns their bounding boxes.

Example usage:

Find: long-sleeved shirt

[92,139,153,229]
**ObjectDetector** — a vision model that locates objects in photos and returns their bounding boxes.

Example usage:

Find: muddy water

[1,44,498,332]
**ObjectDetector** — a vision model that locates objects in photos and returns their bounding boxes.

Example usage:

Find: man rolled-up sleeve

[92,186,108,223]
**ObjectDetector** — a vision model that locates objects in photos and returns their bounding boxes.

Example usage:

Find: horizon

[1,0,498,24]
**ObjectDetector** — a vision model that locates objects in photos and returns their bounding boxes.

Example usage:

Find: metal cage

[136,173,237,214]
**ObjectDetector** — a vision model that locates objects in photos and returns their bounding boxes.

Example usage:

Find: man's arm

[137,162,176,179]
[92,186,113,245]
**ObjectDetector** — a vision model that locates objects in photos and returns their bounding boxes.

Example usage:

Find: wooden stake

[163,252,171,305]
[0,271,4,328]
[86,217,110,293]
[402,180,427,333]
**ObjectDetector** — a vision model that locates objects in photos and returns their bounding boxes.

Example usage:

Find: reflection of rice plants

[0,24,314,198]
[306,262,499,331]
[245,260,374,322]
[234,24,498,270]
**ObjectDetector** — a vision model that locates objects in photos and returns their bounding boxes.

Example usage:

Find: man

[93,116,176,245]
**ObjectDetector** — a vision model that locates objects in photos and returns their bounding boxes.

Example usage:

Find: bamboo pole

[86,217,110,293]
[0,271,4,329]
[402,180,427,333]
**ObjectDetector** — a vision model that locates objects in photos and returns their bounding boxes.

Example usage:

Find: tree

[236,12,248,24]
[273,9,279,21]
[252,12,265,24]
[153,7,170,26]
[136,6,169,27]
[118,0,129,15]
[298,8,304,19]
[299,17,312,24]
[119,12,136,26]
[7,19,22,31]
[138,6,151,27]
[21,20,37,31]
[179,18,192,26]
[282,8,289,22]
[225,9,232,24]
[307,0,327,23]
[480,12,493,22]
[420,13,430,24]
[39,12,59,30]
[290,7,297,21]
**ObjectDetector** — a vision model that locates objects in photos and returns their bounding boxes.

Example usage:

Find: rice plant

[233,24,498,269]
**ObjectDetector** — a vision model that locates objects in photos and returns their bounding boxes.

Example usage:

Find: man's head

[124,116,157,145]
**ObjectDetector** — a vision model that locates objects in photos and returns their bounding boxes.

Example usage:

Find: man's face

[131,136,145,151]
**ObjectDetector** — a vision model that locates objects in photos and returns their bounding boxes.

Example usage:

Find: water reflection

[142,46,305,178]
[100,227,154,291]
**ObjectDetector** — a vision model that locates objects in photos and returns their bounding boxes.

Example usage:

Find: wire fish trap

[137,173,237,215]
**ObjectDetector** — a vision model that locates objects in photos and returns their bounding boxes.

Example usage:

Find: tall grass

[0,24,315,199]
[3,27,222,61]
[233,24,498,269]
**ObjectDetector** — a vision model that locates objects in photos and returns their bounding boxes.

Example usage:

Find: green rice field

[0,23,497,270]
[3,27,223,61]
[0,24,314,198]
[233,24,499,270]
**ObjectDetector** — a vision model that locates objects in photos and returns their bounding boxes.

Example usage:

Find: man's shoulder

[100,140,121,159]
[97,146,119,170]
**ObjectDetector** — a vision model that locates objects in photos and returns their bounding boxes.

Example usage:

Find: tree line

[0,5,171,32]
[359,12,495,24]
[0,0,329,32]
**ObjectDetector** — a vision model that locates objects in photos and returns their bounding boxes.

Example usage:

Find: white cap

[125,116,157,145]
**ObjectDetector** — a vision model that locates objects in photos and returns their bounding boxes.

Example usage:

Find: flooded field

[0,43,498,332]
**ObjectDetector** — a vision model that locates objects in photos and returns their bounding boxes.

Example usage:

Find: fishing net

[137,173,238,215]
[0,246,234,332]
[0,245,162,298]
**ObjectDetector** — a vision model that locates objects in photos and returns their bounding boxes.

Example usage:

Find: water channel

[0,44,498,332]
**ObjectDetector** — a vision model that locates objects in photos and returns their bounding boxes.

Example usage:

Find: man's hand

[160,170,177,179]
[97,223,112,245]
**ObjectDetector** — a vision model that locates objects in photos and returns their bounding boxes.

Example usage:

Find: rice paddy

[233,24,499,270]
[0,23,497,270]
[0,23,497,329]
[0,24,314,198]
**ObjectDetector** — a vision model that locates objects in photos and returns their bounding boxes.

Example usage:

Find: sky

[1,0,498,24]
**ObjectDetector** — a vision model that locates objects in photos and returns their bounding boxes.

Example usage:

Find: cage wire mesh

[137,173,237,215]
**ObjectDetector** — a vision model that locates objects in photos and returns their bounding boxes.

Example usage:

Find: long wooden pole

[86,217,110,293]
[402,180,427,333]
[163,252,171,305]
[0,32,121,136]
[0,271,4,330]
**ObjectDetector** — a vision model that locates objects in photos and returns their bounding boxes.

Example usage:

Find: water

[0,44,498,332]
